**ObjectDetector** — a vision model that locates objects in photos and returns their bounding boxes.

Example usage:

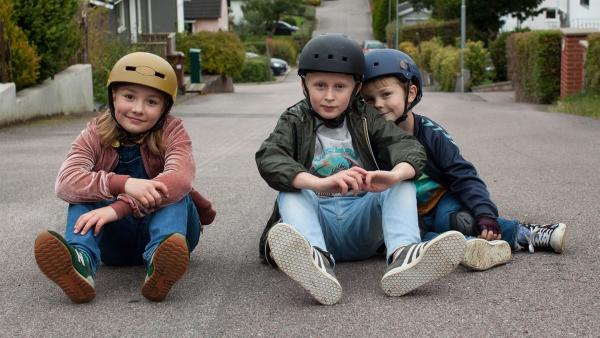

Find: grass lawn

[551,91,600,119]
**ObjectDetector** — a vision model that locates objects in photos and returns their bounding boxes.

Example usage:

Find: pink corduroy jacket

[55,114,209,219]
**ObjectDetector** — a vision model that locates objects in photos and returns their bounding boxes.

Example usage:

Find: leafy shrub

[398,41,417,60]
[234,57,274,83]
[268,37,297,65]
[507,31,561,103]
[585,33,600,94]
[489,31,510,81]
[304,0,321,6]
[12,0,81,81]
[430,45,459,91]
[464,40,490,87]
[176,31,245,77]
[0,0,40,89]
[415,37,443,73]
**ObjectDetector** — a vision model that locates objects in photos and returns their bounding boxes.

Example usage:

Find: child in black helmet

[34,52,216,303]
[361,49,566,271]
[256,33,467,305]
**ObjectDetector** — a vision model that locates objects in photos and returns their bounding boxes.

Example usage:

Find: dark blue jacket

[413,113,498,218]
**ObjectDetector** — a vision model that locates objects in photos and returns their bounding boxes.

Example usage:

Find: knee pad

[450,211,477,237]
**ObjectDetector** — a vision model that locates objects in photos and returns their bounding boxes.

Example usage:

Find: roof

[185,0,229,20]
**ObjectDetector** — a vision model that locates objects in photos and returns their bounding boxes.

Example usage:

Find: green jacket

[255,98,426,264]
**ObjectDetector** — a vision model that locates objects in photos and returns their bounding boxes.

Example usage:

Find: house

[397,1,431,26]
[501,0,600,31]
[184,0,230,33]
[89,0,185,43]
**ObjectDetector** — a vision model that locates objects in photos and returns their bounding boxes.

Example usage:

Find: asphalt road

[2,0,600,336]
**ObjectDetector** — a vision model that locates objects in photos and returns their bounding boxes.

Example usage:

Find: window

[580,0,589,7]
[546,8,556,19]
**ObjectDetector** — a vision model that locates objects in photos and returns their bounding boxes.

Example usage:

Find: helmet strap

[395,81,411,124]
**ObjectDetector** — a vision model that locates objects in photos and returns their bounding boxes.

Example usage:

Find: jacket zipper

[362,117,380,170]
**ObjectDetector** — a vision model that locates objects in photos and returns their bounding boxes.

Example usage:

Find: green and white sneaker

[267,223,342,305]
[34,230,95,303]
[461,239,512,271]
[141,233,189,302]
[381,231,466,297]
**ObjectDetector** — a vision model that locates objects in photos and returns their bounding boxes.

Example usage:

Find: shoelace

[526,226,553,253]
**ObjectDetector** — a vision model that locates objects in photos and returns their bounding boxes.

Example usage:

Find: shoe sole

[141,234,189,302]
[34,231,95,304]
[461,239,512,271]
[553,223,567,254]
[381,231,466,297]
[267,223,342,305]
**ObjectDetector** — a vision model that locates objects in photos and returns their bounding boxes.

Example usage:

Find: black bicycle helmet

[364,49,422,122]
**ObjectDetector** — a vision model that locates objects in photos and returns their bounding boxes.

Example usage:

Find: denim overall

[65,144,200,274]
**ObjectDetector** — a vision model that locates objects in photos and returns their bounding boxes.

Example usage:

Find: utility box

[189,48,202,83]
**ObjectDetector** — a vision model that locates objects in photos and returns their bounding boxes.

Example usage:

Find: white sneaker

[381,231,466,297]
[461,239,512,271]
[523,223,567,253]
[267,223,342,305]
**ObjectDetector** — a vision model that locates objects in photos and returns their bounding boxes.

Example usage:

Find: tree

[241,0,302,35]
[409,0,544,40]
[12,0,81,80]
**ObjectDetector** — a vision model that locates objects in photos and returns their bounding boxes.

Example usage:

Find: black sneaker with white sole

[267,223,342,305]
[381,230,466,297]
[522,223,566,253]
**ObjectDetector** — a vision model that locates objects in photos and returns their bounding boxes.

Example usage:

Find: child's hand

[363,170,400,192]
[477,216,502,241]
[124,178,169,208]
[316,167,367,195]
[200,201,216,225]
[74,206,118,236]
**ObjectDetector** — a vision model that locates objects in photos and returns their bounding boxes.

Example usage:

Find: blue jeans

[421,193,519,249]
[65,194,200,274]
[277,182,420,263]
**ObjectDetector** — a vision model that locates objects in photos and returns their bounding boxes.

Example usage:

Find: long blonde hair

[96,110,165,156]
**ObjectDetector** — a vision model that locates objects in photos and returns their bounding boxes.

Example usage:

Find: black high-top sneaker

[522,223,566,253]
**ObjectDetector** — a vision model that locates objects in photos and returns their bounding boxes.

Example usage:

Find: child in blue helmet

[361,49,566,271]
[256,33,467,305]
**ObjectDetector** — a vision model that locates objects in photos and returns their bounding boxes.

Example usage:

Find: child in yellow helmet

[34,52,215,303]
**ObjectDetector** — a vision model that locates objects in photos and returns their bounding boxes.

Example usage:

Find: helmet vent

[373,62,379,67]
[328,54,333,59]
[313,54,319,59]
[342,56,348,62]
[125,66,136,71]
[154,72,165,79]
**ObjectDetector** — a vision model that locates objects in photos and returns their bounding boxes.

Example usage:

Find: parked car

[362,39,386,53]
[267,21,299,35]
[245,52,289,76]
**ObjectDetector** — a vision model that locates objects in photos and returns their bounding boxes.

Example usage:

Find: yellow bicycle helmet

[107,52,177,133]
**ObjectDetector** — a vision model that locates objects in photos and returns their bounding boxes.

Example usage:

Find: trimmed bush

[176,31,245,77]
[12,0,81,81]
[398,41,417,60]
[268,37,297,65]
[430,45,459,91]
[464,40,490,87]
[585,33,600,94]
[235,57,274,83]
[489,31,510,81]
[0,0,40,89]
[415,37,443,74]
[507,31,561,104]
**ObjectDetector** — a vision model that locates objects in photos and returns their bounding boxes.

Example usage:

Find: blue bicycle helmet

[364,49,422,122]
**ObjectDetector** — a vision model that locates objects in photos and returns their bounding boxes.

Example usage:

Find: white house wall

[502,0,600,31]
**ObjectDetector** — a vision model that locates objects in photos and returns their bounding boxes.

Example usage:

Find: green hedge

[12,0,81,81]
[0,0,40,89]
[304,0,321,6]
[372,0,396,42]
[414,37,443,74]
[585,33,600,94]
[234,57,273,83]
[388,19,485,48]
[430,46,459,91]
[507,31,561,103]
[268,37,297,65]
[464,40,490,87]
[489,31,511,81]
[176,31,245,77]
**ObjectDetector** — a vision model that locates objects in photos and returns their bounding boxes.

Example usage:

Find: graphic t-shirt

[309,120,363,196]
[415,173,447,215]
